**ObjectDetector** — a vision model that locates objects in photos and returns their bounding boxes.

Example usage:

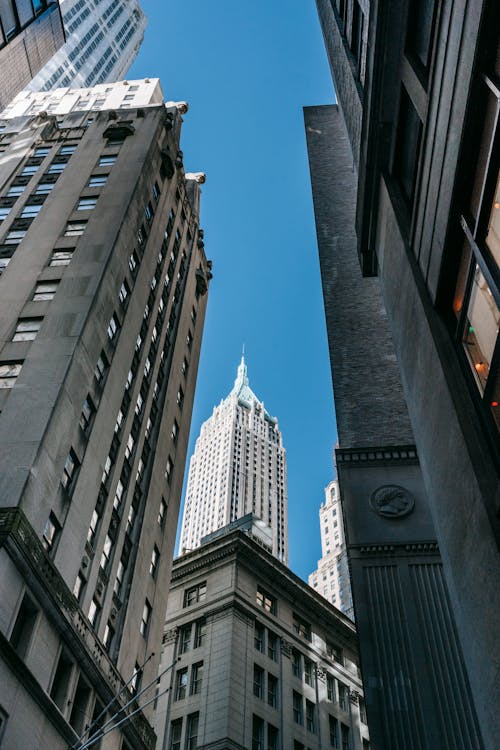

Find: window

[194,619,206,648]
[114,558,126,598]
[88,598,101,628]
[87,510,99,546]
[98,155,117,166]
[329,715,339,747]
[153,181,160,202]
[61,448,79,492]
[158,498,167,526]
[20,165,39,176]
[253,664,264,698]
[59,145,77,156]
[12,318,42,341]
[306,700,316,733]
[292,649,302,678]
[177,386,184,409]
[178,624,192,654]
[359,696,367,724]
[149,545,160,578]
[406,0,436,72]
[0,362,22,388]
[94,351,109,383]
[103,621,114,651]
[42,512,60,552]
[190,662,203,695]
[393,87,422,205]
[6,185,24,197]
[107,313,119,341]
[49,249,74,266]
[129,251,139,274]
[47,163,66,174]
[293,614,311,641]
[10,593,38,659]
[77,197,97,210]
[185,713,199,750]
[170,718,182,750]
[79,395,95,433]
[304,657,314,686]
[130,662,143,694]
[184,581,206,607]
[327,642,344,664]
[33,147,50,158]
[49,650,73,711]
[119,280,130,305]
[252,715,264,750]
[327,674,336,702]
[100,534,113,572]
[174,667,188,700]
[256,586,277,615]
[341,723,350,750]
[20,204,42,219]
[182,357,189,377]
[33,281,59,301]
[267,673,278,708]
[140,599,152,637]
[65,220,87,236]
[362,740,370,750]
[254,622,265,653]
[73,572,85,602]
[267,630,278,661]
[4,230,26,245]
[186,330,193,350]
[35,182,54,195]
[88,174,108,188]
[145,201,154,223]
[165,456,174,483]
[292,691,303,725]
[0,207,10,222]
[338,682,348,711]
[172,420,179,443]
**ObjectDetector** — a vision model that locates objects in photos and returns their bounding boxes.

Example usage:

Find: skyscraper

[305,0,498,747]
[0,0,65,111]
[0,80,211,749]
[25,0,146,93]
[308,479,354,619]
[180,356,288,563]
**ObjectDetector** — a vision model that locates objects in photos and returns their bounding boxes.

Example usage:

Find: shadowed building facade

[0,81,212,749]
[304,0,500,747]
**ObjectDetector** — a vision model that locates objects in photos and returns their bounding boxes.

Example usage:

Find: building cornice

[336,444,418,466]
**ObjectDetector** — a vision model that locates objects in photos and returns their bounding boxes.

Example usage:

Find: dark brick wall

[304,104,414,448]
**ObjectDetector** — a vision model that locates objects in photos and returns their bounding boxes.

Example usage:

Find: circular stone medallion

[370,484,415,518]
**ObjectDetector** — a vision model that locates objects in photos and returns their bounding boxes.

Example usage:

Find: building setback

[155,525,369,750]
[0,80,212,749]
[305,0,499,748]
[25,0,146,93]
[0,0,65,111]
[180,356,288,563]
[308,479,354,620]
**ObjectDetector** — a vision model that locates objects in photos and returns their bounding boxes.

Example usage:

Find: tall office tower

[305,1,499,748]
[308,480,354,620]
[0,81,212,749]
[25,0,146,93]
[155,522,370,750]
[0,0,65,110]
[180,356,288,563]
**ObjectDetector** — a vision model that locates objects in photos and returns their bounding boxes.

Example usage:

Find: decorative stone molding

[369,484,415,519]
[162,627,178,645]
[336,444,418,465]
[349,688,360,704]
[280,638,293,658]
[350,541,439,556]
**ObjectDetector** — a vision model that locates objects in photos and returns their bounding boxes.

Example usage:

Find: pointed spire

[233,349,249,391]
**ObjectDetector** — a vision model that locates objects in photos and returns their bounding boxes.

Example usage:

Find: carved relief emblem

[370,485,415,518]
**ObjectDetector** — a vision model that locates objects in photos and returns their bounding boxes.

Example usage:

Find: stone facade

[155,529,369,750]
[0,83,211,749]
[308,480,353,619]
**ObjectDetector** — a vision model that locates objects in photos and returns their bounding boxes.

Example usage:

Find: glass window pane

[486,170,500,267]
[462,264,500,392]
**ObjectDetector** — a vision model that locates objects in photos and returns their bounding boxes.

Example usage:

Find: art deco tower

[180,356,288,563]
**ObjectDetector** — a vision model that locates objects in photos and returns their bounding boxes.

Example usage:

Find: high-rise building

[308,479,354,619]
[0,0,65,111]
[154,522,370,750]
[0,80,212,749]
[305,1,499,748]
[180,355,288,563]
[25,0,146,93]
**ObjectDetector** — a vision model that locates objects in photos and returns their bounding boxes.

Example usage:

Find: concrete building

[155,522,370,750]
[180,355,288,563]
[26,0,146,93]
[308,480,354,620]
[0,0,65,111]
[304,1,499,748]
[0,81,212,749]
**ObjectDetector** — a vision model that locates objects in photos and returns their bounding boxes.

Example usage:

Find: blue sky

[129,1,337,580]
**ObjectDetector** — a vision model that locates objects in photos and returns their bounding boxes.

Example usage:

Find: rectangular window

[185,712,199,750]
[329,715,339,747]
[20,204,42,219]
[79,395,95,433]
[49,650,73,711]
[10,593,38,658]
[267,724,278,750]
[338,682,348,711]
[393,87,422,205]
[49,249,73,266]
[170,718,182,750]
[88,174,108,188]
[0,362,22,388]
[178,624,192,654]
[73,572,85,602]
[33,281,59,301]
[98,155,117,167]
[4,230,26,245]
[306,700,316,733]
[129,250,139,274]
[190,662,203,695]
[184,581,207,607]
[94,351,109,383]
[194,618,206,648]
[293,614,311,641]
[174,667,188,700]
[59,145,76,156]
[77,197,97,210]
[267,630,278,661]
[88,598,101,628]
[292,649,302,678]
[119,280,130,305]
[140,599,152,637]
[107,312,119,341]
[254,622,265,653]
[267,673,278,708]
[359,696,367,724]
[252,715,264,750]
[42,512,60,553]
[7,185,25,197]
[149,545,160,578]
[304,657,314,686]
[256,586,277,615]
[61,448,79,493]
[327,674,336,702]
[293,691,303,725]
[253,664,264,699]
[171,419,179,443]
[33,147,50,158]
[65,220,87,236]
[100,534,113,572]
[130,662,143,694]
[103,621,114,651]
[0,207,11,222]
[12,318,42,341]
[35,182,54,195]
[341,723,350,750]
[47,163,66,174]
[158,497,167,526]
